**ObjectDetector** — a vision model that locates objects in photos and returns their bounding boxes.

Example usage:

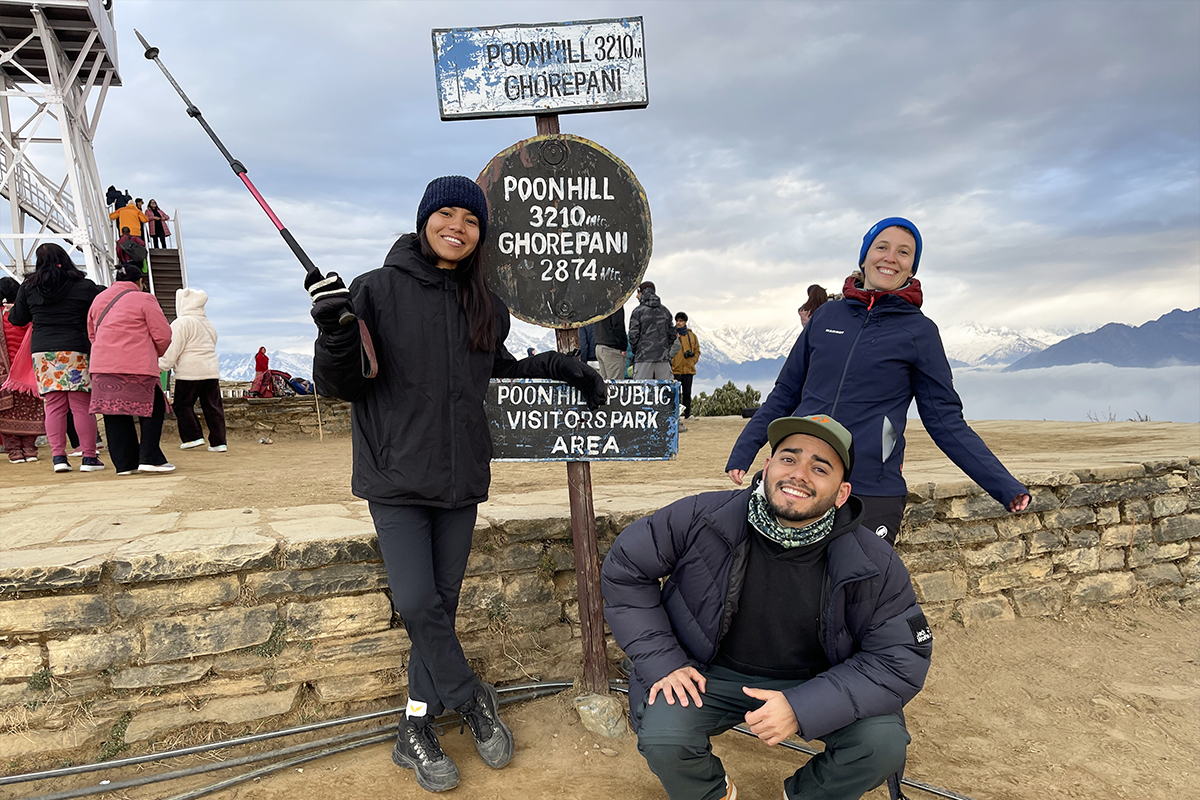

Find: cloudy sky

[5,0,1199,355]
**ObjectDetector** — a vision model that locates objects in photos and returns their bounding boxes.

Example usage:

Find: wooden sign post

[433,19,653,695]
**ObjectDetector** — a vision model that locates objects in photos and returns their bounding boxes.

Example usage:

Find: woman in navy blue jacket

[726,218,1030,543]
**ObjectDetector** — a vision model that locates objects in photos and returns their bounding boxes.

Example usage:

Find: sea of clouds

[695,364,1200,424]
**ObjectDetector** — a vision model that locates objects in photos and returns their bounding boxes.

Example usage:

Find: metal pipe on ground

[15,683,575,800]
[2,681,575,789]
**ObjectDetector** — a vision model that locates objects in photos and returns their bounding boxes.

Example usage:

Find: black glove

[552,354,608,410]
[684,350,694,358]
[304,270,352,333]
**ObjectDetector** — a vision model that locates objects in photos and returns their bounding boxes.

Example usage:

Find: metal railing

[0,149,75,233]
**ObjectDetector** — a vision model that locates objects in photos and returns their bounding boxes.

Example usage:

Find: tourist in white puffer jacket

[159,287,227,452]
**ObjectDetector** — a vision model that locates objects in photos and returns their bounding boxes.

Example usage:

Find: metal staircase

[142,209,188,321]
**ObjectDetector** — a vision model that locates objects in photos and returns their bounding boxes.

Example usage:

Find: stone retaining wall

[1,457,1197,769]
[218,396,353,438]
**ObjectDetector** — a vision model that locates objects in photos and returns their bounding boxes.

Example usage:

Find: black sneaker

[392,715,459,792]
[457,681,514,769]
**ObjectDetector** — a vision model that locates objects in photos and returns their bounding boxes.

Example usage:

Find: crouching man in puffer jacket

[601,415,932,800]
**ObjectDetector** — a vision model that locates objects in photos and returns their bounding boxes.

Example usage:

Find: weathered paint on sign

[487,379,679,461]
[478,134,651,328]
[432,18,648,120]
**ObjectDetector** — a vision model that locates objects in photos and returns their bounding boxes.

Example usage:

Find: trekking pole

[133,29,354,326]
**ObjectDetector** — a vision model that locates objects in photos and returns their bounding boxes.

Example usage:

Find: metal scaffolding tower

[0,0,119,282]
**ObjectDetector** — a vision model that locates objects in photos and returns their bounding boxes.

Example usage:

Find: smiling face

[424,206,480,269]
[762,433,852,527]
[861,226,916,292]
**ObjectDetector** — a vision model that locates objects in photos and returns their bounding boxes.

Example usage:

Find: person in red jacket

[0,276,45,463]
[88,263,174,475]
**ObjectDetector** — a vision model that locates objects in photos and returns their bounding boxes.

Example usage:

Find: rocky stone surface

[573,692,629,739]
[143,606,279,662]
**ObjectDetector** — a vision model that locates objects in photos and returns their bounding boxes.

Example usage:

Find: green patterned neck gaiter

[749,483,837,548]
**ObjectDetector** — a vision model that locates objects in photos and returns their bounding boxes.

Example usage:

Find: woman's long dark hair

[799,283,829,316]
[26,243,85,295]
[418,225,495,352]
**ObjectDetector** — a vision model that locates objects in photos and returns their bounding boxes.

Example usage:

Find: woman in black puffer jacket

[7,244,103,473]
[312,176,604,794]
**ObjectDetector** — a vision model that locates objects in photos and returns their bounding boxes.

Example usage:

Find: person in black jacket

[594,308,628,380]
[603,415,931,800]
[8,244,104,473]
[309,176,605,794]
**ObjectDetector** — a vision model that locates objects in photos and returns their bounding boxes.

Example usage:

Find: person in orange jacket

[109,200,148,238]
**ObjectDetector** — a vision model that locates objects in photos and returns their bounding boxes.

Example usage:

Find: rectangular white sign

[432,18,648,120]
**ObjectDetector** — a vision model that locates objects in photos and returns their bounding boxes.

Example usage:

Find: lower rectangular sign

[487,379,679,461]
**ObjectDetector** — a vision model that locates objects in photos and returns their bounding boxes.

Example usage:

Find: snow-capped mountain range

[937,324,1071,368]
[221,324,1075,384]
[217,351,319,382]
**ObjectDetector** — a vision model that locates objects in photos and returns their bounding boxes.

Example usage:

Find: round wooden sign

[477,134,652,328]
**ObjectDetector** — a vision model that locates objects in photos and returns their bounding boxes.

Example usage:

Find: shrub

[693,382,761,417]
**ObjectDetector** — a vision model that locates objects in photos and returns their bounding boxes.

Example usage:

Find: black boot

[392,714,459,792]
[457,681,514,768]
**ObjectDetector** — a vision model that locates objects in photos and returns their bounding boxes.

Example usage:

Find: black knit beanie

[416,176,488,242]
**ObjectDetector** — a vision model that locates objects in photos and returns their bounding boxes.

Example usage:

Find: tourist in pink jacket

[144,199,171,249]
[87,263,174,475]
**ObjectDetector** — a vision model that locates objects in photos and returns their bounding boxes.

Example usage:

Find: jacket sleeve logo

[907,613,932,645]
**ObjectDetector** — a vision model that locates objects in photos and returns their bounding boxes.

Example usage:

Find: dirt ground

[3,417,1199,799]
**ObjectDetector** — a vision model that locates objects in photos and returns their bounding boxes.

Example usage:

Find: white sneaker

[137,463,176,473]
[24,455,38,462]
[180,439,205,450]
[207,444,227,452]
[117,469,140,476]
[8,458,26,464]
[67,449,83,457]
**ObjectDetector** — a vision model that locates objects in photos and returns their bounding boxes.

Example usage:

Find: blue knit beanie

[416,176,488,243]
[858,217,922,274]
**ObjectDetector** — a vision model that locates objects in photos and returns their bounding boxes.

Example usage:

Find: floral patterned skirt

[33,351,91,394]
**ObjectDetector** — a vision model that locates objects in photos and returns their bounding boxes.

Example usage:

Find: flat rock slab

[108,527,277,583]
[62,513,181,544]
[177,508,263,528]
[0,508,94,549]
[0,544,109,591]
